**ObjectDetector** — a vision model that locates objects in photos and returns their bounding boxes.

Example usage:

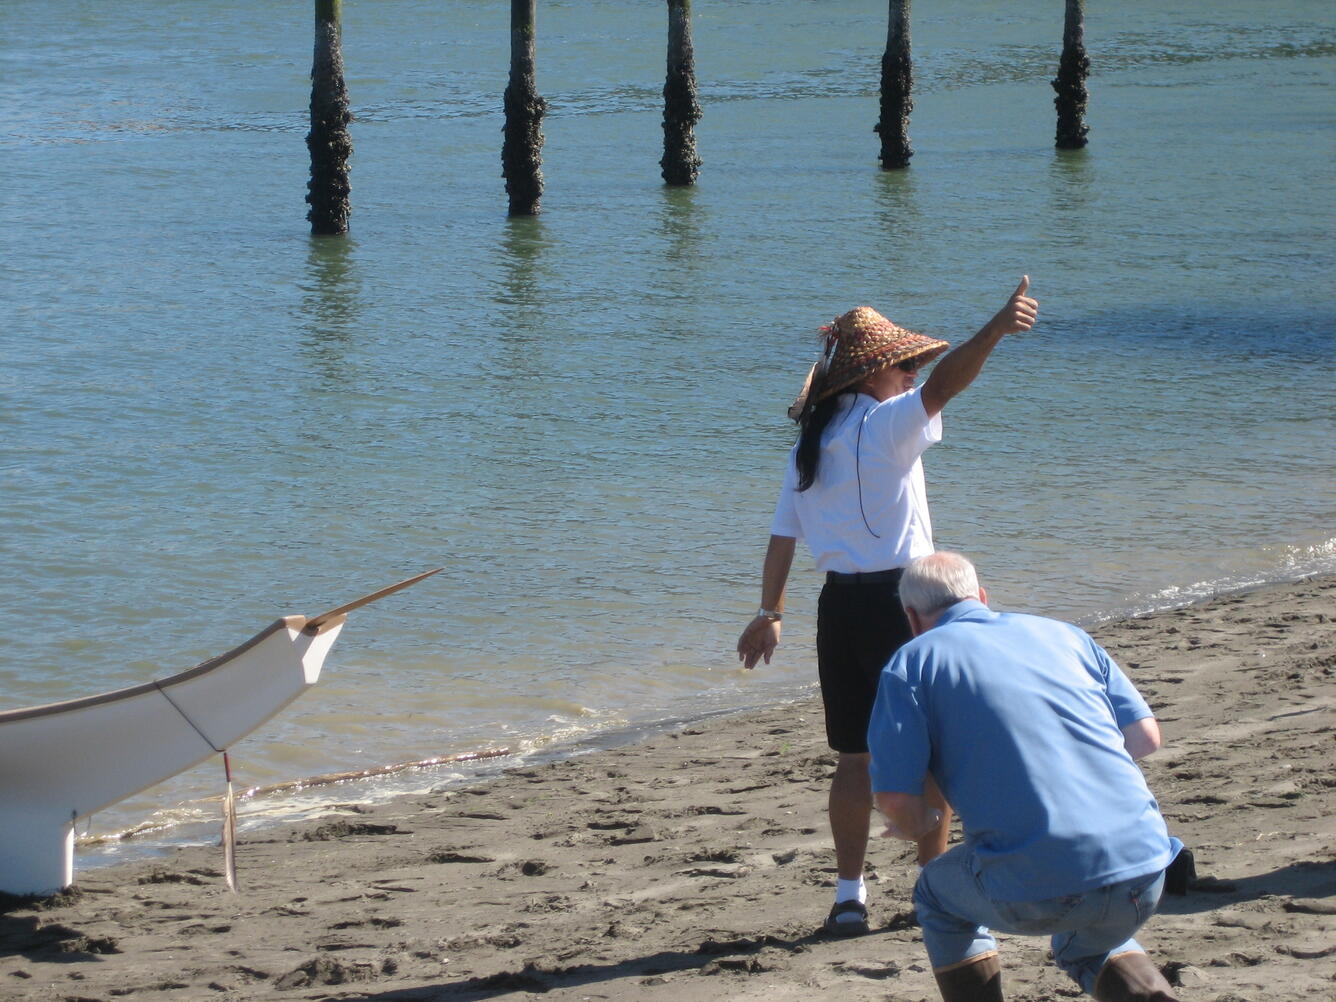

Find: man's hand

[875,791,944,841]
[984,275,1039,338]
[736,616,781,669]
[881,807,943,841]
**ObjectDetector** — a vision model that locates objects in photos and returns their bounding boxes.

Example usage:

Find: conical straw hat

[787,306,949,421]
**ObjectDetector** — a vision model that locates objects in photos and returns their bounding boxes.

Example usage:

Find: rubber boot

[1093,951,1179,1002]
[932,952,1003,1002]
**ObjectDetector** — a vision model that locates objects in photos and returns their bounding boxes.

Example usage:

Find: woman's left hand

[736,616,781,669]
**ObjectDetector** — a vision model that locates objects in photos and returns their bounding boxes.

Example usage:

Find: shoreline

[66,566,1336,872]
[70,569,1336,876]
[70,699,819,874]
[3,575,1333,1001]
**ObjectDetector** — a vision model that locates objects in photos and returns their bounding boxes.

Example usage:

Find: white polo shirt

[770,388,942,573]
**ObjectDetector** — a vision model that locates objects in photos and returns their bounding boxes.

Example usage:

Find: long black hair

[795,394,845,492]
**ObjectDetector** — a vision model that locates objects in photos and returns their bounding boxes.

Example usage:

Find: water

[2,0,1333,867]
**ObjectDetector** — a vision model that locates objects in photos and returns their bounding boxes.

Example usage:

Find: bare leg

[916,772,953,865]
[830,752,873,880]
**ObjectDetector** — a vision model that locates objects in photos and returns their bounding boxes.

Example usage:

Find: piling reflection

[657,184,704,268]
[651,183,707,314]
[871,168,926,277]
[298,235,362,387]
[1047,148,1097,247]
[486,214,551,391]
[495,214,549,321]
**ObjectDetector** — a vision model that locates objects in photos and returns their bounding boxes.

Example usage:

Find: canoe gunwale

[0,616,307,725]
[0,567,439,727]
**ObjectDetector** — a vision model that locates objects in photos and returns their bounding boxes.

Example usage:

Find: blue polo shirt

[868,600,1178,902]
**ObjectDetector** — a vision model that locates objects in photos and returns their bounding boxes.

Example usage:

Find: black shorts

[816,569,913,754]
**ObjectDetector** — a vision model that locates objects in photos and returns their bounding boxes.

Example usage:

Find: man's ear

[978,585,988,607]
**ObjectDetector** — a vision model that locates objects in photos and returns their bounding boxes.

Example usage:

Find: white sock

[836,876,866,905]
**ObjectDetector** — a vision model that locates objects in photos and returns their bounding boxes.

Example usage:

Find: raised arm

[920,276,1038,418]
[736,534,796,669]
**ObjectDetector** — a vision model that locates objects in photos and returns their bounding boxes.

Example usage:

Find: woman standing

[737,278,1038,936]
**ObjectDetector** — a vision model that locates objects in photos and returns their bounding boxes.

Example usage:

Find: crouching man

[868,552,1183,1002]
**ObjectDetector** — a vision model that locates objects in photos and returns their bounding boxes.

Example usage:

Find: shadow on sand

[313,925,889,1001]
[1158,858,1336,916]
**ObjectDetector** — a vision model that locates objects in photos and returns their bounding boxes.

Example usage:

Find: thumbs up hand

[986,275,1039,337]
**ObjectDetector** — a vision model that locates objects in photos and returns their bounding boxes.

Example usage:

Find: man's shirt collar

[933,598,994,628]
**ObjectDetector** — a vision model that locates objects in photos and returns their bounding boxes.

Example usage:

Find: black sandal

[823,899,870,936]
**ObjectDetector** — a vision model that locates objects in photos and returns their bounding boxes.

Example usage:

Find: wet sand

[2,576,1333,1001]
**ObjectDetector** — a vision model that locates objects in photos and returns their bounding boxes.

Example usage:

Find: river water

[2,0,1333,867]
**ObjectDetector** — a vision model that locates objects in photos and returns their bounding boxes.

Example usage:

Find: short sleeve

[860,388,942,467]
[867,658,932,795]
[769,449,803,538]
[1093,640,1153,728]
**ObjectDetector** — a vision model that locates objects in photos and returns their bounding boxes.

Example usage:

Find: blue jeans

[915,843,1167,993]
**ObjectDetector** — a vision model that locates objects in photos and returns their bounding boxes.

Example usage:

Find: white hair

[899,551,981,615]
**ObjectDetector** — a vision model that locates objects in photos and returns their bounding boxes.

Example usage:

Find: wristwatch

[756,608,783,622]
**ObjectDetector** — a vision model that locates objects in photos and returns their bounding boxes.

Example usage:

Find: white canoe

[0,570,439,896]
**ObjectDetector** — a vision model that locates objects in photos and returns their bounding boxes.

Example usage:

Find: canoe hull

[0,615,343,896]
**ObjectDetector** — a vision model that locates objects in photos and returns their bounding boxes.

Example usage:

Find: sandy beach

[2,576,1333,1002]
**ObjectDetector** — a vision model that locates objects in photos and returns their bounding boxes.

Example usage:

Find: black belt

[825,567,904,585]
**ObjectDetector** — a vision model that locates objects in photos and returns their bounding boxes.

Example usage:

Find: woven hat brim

[786,362,821,421]
[813,334,950,403]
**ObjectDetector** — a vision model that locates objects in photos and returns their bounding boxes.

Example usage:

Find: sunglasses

[896,357,925,373]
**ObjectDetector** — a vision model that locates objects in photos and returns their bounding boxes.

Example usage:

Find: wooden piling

[1052,0,1091,149]
[661,0,702,186]
[306,0,353,235]
[875,1,913,170]
[502,0,547,216]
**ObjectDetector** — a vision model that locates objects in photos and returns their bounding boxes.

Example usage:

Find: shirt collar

[841,386,919,406]
[932,598,994,628]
